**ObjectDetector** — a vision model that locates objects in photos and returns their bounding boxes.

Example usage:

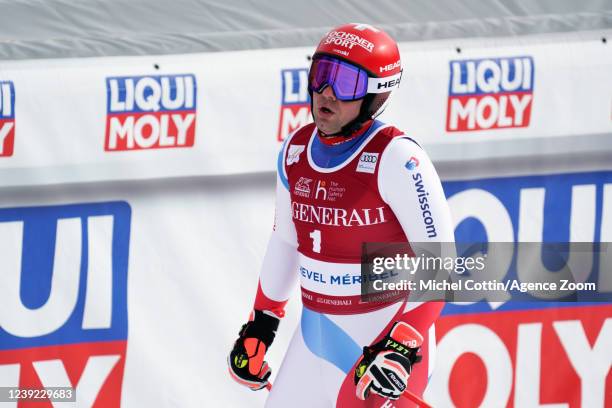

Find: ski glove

[354,321,424,400]
[228,310,280,391]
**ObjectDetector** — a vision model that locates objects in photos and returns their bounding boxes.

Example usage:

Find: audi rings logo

[360,153,378,163]
[356,152,379,174]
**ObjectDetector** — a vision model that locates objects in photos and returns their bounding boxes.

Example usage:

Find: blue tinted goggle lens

[308,57,369,101]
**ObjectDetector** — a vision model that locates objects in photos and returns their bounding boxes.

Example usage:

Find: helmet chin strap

[337,94,376,136]
[342,92,392,136]
[311,93,376,139]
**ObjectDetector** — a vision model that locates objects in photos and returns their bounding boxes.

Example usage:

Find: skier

[229,23,454,407]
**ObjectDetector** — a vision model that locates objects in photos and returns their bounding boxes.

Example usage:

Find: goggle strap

[367,71,402,94]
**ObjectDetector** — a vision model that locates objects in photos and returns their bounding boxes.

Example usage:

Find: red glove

[354,322,424,400]
[228,310,280,391]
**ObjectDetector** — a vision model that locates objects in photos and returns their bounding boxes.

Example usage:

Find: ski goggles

[308,56,402,101]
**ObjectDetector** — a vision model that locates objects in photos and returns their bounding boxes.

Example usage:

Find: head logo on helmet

[309,23,402,135]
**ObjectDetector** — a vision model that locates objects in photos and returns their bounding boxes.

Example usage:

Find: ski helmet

[308,23,402,134]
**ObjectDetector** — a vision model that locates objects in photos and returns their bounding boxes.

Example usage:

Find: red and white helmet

[309,23,402,128]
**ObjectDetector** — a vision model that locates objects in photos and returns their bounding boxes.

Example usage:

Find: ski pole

[401,390,432,408]
[266,381,431,408]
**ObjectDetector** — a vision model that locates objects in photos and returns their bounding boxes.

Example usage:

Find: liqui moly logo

[428,305,612,407]
[105,74,197,151]
[446,56,534,132]
[443,170,612,307]
[277,69,312,141]
[429,171,612,406]
[0,80,16,157]
[0,202,131,407]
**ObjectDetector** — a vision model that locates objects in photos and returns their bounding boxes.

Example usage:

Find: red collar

[317,120,373,146]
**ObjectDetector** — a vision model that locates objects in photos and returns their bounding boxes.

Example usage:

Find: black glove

[354,321,423,400]
[228,310,280,390]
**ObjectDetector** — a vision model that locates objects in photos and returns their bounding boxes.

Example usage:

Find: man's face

[312,86,363,135]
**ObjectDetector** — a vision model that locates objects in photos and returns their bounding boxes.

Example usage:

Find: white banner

[0,31,611,187]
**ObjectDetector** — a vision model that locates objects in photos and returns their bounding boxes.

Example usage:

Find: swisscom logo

[446,56,534,132]
[405,156,420,170]
[277,68,312,141]
[0,80,16,157]
[105,74,197,151]
[0,202,131,407]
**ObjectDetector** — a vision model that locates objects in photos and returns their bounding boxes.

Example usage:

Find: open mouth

[319,106,334,114]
